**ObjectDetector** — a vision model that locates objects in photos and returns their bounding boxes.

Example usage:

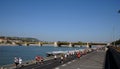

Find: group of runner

[14,48,93,68]
[14,57,22,67]
[34,51,83,65]
[56,49,90,64]
[35,56,44,64]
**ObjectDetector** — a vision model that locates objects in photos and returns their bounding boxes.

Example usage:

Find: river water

[0,46,86,66]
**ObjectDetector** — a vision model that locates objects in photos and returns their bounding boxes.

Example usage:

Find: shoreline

[0,44,18,46]
[0,44,55,46]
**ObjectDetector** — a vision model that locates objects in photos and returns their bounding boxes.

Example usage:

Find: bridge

[11,41,107,48]
[53,41,107,48]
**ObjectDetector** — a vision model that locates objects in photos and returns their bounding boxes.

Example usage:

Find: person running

[60,55,64,63]
[35,56,39,64]
[19,57,22,67]
[40,56,44,64]
[64,54,67,60]
[14,57,19,68]
[77,52,81,58]
[54,55,57,60]
[35,56,44,64]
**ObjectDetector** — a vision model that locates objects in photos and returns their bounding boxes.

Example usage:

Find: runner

[14,57,19,68]
[77,52,81,58]
[35,56,44,64]
[18,57,22,67]
[60,55,64,63]
[54,55,57,60]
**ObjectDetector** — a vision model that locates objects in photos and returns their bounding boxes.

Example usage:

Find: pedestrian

[77,52,81,58]
[14,57,19,68]
[54,55,57,60]
[19,57,22,67]
[35,56,39,64]
[60,55,64,63]
[35,56,44,64]
[64,54,67,60]
[40,56,44,64]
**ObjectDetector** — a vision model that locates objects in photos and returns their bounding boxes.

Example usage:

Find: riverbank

[0,44,54,46]
[0,44,17,46]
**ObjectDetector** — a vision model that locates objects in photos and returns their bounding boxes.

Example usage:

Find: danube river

[0,46,86,66]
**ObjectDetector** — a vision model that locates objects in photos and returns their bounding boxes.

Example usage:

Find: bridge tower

[54,42,58,47]
[86,42,92,48]
[69,42,72,47]
[12,42,16,45]
[86,42,89,48]
[24,42,29,46]
[38,42,42,46]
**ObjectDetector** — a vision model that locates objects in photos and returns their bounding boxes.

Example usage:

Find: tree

[111,39,120,45]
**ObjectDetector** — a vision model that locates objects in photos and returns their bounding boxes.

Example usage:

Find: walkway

[54,50,106,69]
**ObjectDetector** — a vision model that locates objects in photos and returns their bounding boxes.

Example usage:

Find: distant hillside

[0,36,40,42]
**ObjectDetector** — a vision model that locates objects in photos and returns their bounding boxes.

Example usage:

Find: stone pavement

[54,50,106,69]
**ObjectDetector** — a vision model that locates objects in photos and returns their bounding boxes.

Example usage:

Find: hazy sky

[0,0,120,42]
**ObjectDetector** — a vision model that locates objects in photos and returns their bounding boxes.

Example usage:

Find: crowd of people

[56,49,90,64]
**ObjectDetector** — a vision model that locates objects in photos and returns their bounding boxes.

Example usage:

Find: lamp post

[114,10,120,46]
[113,26,115,46]
[118,10,120,13]
[113,10,120,46]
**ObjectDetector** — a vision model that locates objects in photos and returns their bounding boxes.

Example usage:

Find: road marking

[80,65,103,68]
[62,64,66,66]
[31,61,55,69]
[67,62,71,64]
[72,60,76,62]
[77,68,80,69]
[54,67,60,69]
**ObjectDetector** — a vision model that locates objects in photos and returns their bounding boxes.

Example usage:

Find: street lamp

[113,10,120,46]
[114,10,120,46]
[113,26,115,46]
[118,10,120,13]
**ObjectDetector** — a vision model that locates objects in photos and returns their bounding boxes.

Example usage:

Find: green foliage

[111,39,120,45]
[0,36,40,42]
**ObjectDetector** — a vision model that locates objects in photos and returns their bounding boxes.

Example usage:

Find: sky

[0,0,120,43]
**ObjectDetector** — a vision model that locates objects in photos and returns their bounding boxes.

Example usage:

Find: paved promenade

[54,50,106,69]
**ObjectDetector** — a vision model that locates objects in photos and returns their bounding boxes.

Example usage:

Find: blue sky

[0,0,120,42]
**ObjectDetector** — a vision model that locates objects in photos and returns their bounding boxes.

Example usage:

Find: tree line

[0,36,40,42]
